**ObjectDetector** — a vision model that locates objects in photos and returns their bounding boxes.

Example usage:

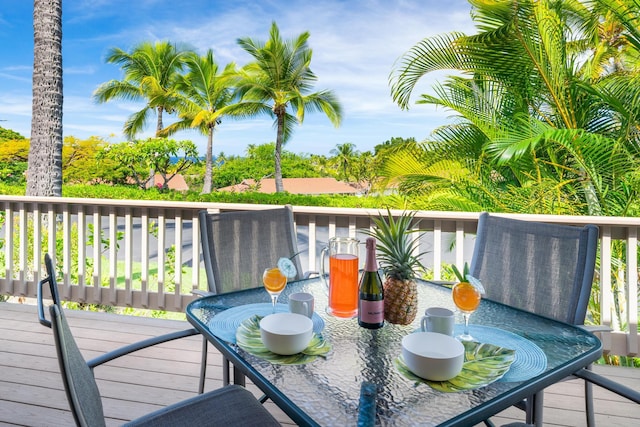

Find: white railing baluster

[191,212,200,293]
[141,209,149,308]
[109,210,117,304]
[62,209,71,299]
[455,221,465,272]
[33,205,42,284]
[77,210,86,301]
[329,215,336,238]
[62,210,70,300]
[124,212,133,306]
[308,215,317,272]
[92,209,102,303]
[174,213,183,312]
[19,205,27,288]
[4,205,13,284]
[626,227,638,356]
[433,220,442,281]
[47,205,56,261]
[349,216,356,238]
[157,212,166,310]
[599,228,613,353]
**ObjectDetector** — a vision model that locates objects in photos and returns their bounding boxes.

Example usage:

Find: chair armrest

[192,289,215,298]
[573,368,640,404]
[423,280,456,287]
[87,328,200,369]
[37,276,53,328]
[578,324,613,333]
[302,271,319,279]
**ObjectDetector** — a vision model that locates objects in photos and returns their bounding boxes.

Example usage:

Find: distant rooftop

[218,177,361,195]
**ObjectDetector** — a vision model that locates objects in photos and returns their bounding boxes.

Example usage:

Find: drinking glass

[452,281,482,341]
[263,267,287,313]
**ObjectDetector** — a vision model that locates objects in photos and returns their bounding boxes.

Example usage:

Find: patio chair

[38,253,199,353]
[197,205,310,393]
[37,255,279,427]
[470,212,610,427]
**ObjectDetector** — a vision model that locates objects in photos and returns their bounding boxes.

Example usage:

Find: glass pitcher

[320,237,360,318]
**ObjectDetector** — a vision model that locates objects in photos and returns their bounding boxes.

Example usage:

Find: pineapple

[365,209,425,325]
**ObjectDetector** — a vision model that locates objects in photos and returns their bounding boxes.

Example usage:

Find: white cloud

[0,0,476,155]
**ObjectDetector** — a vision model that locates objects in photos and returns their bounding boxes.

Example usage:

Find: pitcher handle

[320,246,329,290]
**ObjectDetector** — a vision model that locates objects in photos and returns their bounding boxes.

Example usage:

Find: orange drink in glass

[452,281,481,341]
[452,282,482,312]
[263,267,287,313]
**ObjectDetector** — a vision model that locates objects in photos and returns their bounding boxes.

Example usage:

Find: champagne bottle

[358,237,384,329]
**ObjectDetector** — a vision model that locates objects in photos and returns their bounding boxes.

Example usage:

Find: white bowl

[260,313,313,355]
[401,332,465,381]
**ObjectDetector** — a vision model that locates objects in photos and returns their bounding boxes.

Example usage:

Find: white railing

[0,195,637,357]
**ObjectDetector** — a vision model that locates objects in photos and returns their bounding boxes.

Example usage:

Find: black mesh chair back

[470,212,600,426]
[46,304,280,427]
[199,205,303,295]
[50,304,106,427]
[470,212,599,325]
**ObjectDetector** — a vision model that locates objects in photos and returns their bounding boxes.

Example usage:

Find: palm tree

[330,142,358,181]
[387,0,640,217]
[27,0,63,197]
[93,41,188,139]
[233,22,342,192]
[161,50,237,194]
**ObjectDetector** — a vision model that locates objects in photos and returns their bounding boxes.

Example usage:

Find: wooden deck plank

[1,302,638,427]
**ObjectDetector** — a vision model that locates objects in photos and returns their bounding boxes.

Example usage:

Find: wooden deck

[1,301,638,427]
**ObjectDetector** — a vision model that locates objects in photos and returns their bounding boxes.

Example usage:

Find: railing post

[433,220,442,281]
[92,209,102,303]
[141,209,150,308]
[124,212,133,306]
[77,209,86,302]
[109,209,118,305]
[626,226,638,356]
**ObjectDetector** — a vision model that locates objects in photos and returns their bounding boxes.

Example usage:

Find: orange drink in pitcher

[321,237,360,318]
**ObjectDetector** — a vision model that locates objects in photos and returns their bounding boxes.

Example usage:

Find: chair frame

[470,212,638,426]
[38,254,200,369]
[197,205,308,393]
[37,254,278,427]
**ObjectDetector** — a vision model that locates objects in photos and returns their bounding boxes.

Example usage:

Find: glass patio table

[186,278,602,426]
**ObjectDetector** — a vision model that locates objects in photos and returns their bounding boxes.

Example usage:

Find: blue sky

[0,0,475,156]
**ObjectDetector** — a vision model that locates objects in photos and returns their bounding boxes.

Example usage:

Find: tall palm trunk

[202,126,214,194]
[274,111,285,193]
[149,105,165,188]
[155,105,164,136]
[27,0,63,197]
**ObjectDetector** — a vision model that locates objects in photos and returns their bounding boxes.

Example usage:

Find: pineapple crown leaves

[451,262,486,294]
[362,208,427,281]
[451,262,469,283]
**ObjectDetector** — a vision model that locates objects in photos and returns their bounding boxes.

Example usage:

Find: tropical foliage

[96,138,200,189]
[232,22,343,192]
[93,41,188,139]
[160,50,238,194]
[387,0,640,218]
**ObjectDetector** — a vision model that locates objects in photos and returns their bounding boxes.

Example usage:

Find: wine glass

[263,267,287,313]
[452,281,482,341]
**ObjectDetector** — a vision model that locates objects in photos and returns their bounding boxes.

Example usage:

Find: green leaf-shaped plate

[236,315,331,365]
[396,341,516,392]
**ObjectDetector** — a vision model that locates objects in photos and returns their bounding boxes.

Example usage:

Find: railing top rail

[0,195,640,227]
[1,195,640,227]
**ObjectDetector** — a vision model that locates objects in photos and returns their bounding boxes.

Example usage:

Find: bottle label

[359,300,384,323]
